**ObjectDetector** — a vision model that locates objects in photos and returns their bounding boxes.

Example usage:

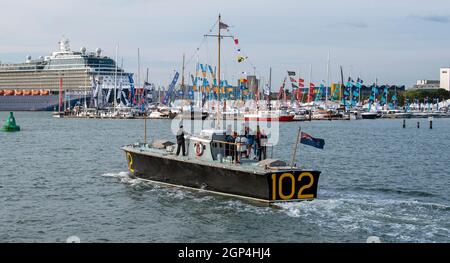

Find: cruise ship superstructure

[0,39,134,111]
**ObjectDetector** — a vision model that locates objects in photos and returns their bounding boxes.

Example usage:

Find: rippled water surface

[1,112,449,242]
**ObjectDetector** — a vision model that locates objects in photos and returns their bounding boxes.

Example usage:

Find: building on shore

[440,68,450,91]
[411,80,441,90]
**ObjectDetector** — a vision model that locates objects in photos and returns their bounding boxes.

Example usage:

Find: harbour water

[1,112,449,243]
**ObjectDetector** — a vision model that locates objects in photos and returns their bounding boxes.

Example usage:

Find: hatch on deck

[258,159,287,168]
[152,140,175,149]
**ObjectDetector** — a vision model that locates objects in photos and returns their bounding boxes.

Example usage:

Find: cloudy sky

[1,0,449,88]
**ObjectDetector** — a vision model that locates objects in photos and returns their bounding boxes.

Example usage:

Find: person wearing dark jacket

[176,125,186,156]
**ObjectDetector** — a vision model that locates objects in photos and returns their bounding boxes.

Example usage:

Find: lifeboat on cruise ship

[0,90,4,96]
[14,90,23,96]
[3,90,14,96]
[40,90,50,96]
[22,90,32,96]
[31,90,40,96]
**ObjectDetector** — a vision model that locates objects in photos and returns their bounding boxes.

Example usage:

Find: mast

[340,66,344,106]
[308,64,312,103]
[114,44,118,110]
[218,14,223,121]
[138,48,147,145]
[268,67,272,109]
[358,75,362,105]
[326,50,330,103]
[181,53,186,100]
[137,48,141,108]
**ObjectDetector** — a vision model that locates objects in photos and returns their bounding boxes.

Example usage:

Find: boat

[178,106,209,120]
[381,109,411,119]
[31,90,41,96]
[3,90,14,96]
[0,38,134,111]
[123,129,321,204]
[1,112,20,132]
[361,112,379,119]
[148,107,177,119]
[244,110,295,122]
[39,90,50,96]
[122,15,321,204]
[22,90,32,96]
[312,109,335,120]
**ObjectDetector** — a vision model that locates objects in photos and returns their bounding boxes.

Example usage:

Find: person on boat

[231,132,239,163]
[245,127,254,158]
[240,134,248,159]
[176,125,186,156]
[255,126,266,161]
[225,131,234,159]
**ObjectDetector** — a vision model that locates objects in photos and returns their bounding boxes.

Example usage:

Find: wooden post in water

[429,117,433,129]
[290,127,302,168]
[403,119,406,128]
[417,121,420,129]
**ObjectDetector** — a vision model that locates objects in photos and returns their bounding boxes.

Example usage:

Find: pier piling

[429,117,433,129]
[417,122,420,129]
[402,119,406,128]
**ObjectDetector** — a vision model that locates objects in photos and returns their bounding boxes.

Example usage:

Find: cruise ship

[0,39,134,111]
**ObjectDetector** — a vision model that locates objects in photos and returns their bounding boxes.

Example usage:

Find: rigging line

[225,27,256,67]
[185,20,219,67]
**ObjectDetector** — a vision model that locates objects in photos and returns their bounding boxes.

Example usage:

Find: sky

[1,0,450,88]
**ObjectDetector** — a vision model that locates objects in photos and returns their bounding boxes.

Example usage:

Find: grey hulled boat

[122,129,321,204]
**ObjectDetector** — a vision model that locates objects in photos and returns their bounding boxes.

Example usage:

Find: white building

[412,80,440,89]
[440,68,450,91]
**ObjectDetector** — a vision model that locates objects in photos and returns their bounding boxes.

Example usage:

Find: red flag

[299,78,305,88]
[308,83,315,103]
[296,87,303,101]
[234,39,239,45]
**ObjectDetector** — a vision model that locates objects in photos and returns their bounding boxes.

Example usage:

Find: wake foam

[101,171,142,187]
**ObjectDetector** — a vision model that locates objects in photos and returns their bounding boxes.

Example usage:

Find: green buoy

[1,112,21,132]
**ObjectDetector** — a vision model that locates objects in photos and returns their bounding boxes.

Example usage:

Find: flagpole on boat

[290,127,302,168]
[217,14,222,128]
[138,48,147,145]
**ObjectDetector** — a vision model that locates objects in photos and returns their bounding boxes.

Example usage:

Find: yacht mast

[181,54,186,100]
[137,48,141,108]
[114,44,118,110]
[309,64,312,104]
[326,50,330,103]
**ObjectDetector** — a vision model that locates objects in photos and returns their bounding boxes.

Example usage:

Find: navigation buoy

[1,112,21,132]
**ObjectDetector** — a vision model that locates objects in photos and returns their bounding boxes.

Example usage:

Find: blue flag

[300,132,325,149]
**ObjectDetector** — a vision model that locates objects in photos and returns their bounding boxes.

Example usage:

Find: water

[1,112,449,243]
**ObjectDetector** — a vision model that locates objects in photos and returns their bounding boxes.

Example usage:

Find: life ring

[195,142,204,156]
